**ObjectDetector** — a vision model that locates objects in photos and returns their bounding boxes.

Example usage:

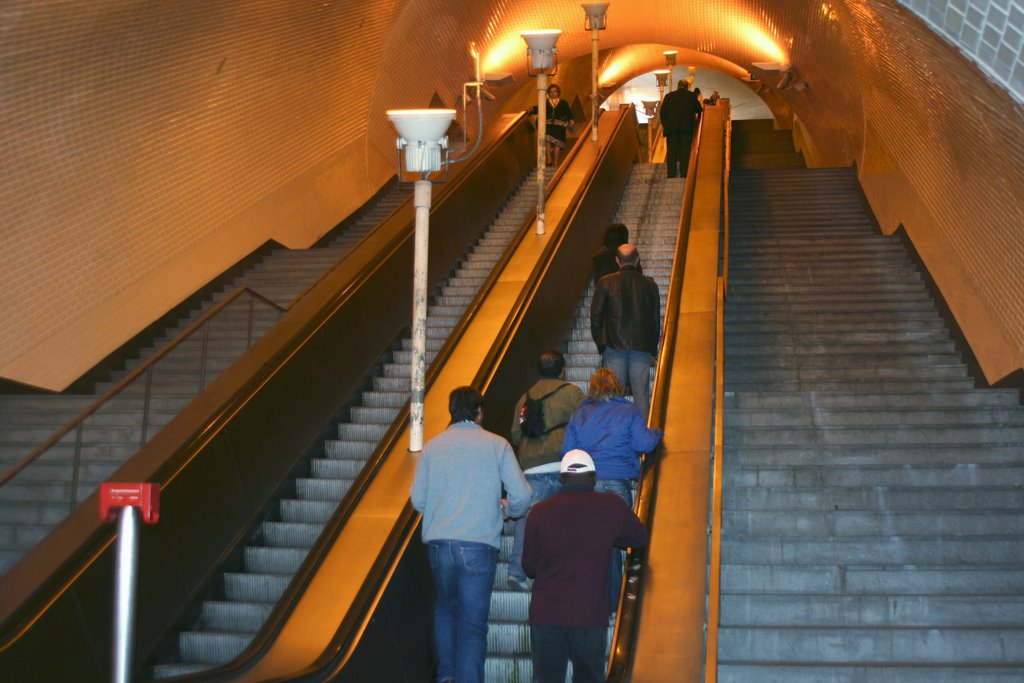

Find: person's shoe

[507,575,530,592]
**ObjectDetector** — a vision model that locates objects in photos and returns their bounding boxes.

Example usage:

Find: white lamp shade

[582,3,609,29]
[521,30,562,71]
[387,109,456,174]
[386,109,456,144]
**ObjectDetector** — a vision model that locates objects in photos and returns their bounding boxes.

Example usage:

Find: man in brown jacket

[507,350,585,591]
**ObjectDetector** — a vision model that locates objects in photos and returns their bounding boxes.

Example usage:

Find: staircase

[730,119,803,170]
[0,184,409,575]
[717,166,1024,681]
[484,164,685,681]
[147,169,546,678]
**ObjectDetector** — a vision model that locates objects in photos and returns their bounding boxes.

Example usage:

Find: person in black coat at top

[530,84,575,167]
[591,223,629,282]
[658,80,703,179]
[592,223,643,283]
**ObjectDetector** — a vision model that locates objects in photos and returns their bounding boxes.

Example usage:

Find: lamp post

[663,49,677,88]
[521,29,561,236]
[654,69,669,102]
[386,109,456,452]
[581,3,609,143]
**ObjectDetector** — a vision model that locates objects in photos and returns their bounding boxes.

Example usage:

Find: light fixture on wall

[521,29,562,236]
[385,108,457,452]
[582,3,609,143]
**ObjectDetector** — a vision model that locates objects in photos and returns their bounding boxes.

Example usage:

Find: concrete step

[717,626,1024,665]
[724,406,1024,428]
[719,593,1024,627]
[726,390,1020,410]
[724,486,1024,512]
[716,663,1024,683]
[725,463,1024,488]
[723,510,1024,537]
[721,564,1024,594]
[722,536,1024,565]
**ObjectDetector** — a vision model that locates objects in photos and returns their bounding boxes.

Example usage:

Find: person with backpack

[507,350,585,591]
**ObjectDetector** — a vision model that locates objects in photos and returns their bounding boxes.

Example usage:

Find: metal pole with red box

[99,483,160,683]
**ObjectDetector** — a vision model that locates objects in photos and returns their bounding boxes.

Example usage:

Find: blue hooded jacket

[562,397,663,480]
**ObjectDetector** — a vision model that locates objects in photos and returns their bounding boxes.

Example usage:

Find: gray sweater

[411,421,532,549]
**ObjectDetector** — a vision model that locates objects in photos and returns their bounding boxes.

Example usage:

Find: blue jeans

[603,348,653,419]
[595,479,633,614]
[428,540,498,683]
[508,472,562,582]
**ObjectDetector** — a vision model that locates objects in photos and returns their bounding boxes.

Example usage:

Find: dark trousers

[665,129,695,178]
[531,623,606,683]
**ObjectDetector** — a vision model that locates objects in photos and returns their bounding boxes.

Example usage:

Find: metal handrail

[704,106,731,683]
[704,277,726,683]
[0,287,286,501]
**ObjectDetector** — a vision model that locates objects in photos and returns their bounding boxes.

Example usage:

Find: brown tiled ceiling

[1,0,1022,387]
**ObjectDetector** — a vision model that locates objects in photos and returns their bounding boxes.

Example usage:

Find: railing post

[199,319,211,392]
[99,483,160,683]
[140,365,154,448]
[70,421,85,512]
[247,294,256,349]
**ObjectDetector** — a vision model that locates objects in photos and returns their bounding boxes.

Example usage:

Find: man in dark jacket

[658,79,702,178]
[507,351,585,591]
[523,449,648,683]
[590,244,661,418]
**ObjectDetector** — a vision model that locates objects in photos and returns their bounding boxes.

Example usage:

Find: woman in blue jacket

[563,368,663,501]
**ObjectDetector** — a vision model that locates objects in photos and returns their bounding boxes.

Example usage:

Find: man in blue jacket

[411,386,532,683]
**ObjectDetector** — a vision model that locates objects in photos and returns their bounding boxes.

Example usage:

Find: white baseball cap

[561,449,596,474]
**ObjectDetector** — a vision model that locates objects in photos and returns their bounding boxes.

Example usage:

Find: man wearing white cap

[521,449,648,683]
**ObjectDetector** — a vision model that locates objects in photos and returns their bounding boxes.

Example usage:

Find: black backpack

[519,383,570,439]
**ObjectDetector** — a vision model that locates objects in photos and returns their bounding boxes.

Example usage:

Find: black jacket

[590,266,660,355]
[659,87,702,137]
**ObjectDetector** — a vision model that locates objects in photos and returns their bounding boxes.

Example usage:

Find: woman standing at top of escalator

[531,84,575,167]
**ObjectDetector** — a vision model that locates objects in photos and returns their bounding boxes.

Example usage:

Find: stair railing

[0,287,286,513]
[704,105,732,683]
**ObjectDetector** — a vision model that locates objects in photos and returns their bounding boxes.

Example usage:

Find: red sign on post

[99,483,161,525]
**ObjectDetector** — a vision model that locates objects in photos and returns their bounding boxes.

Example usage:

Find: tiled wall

[784,0,1024,381]
[2,0,1022,389]
[895,0,1024,102]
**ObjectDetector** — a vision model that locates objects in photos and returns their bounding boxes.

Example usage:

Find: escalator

[150,167,551,677]
[136,110,642,683]
[0,109,642,682]
[483,164,685,680]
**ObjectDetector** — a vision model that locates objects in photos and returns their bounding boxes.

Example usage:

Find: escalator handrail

[264,112,635,683]
[0,287,285,490]
[153,117,599,683]
[0,112,532,651]
[606,117,706,681]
